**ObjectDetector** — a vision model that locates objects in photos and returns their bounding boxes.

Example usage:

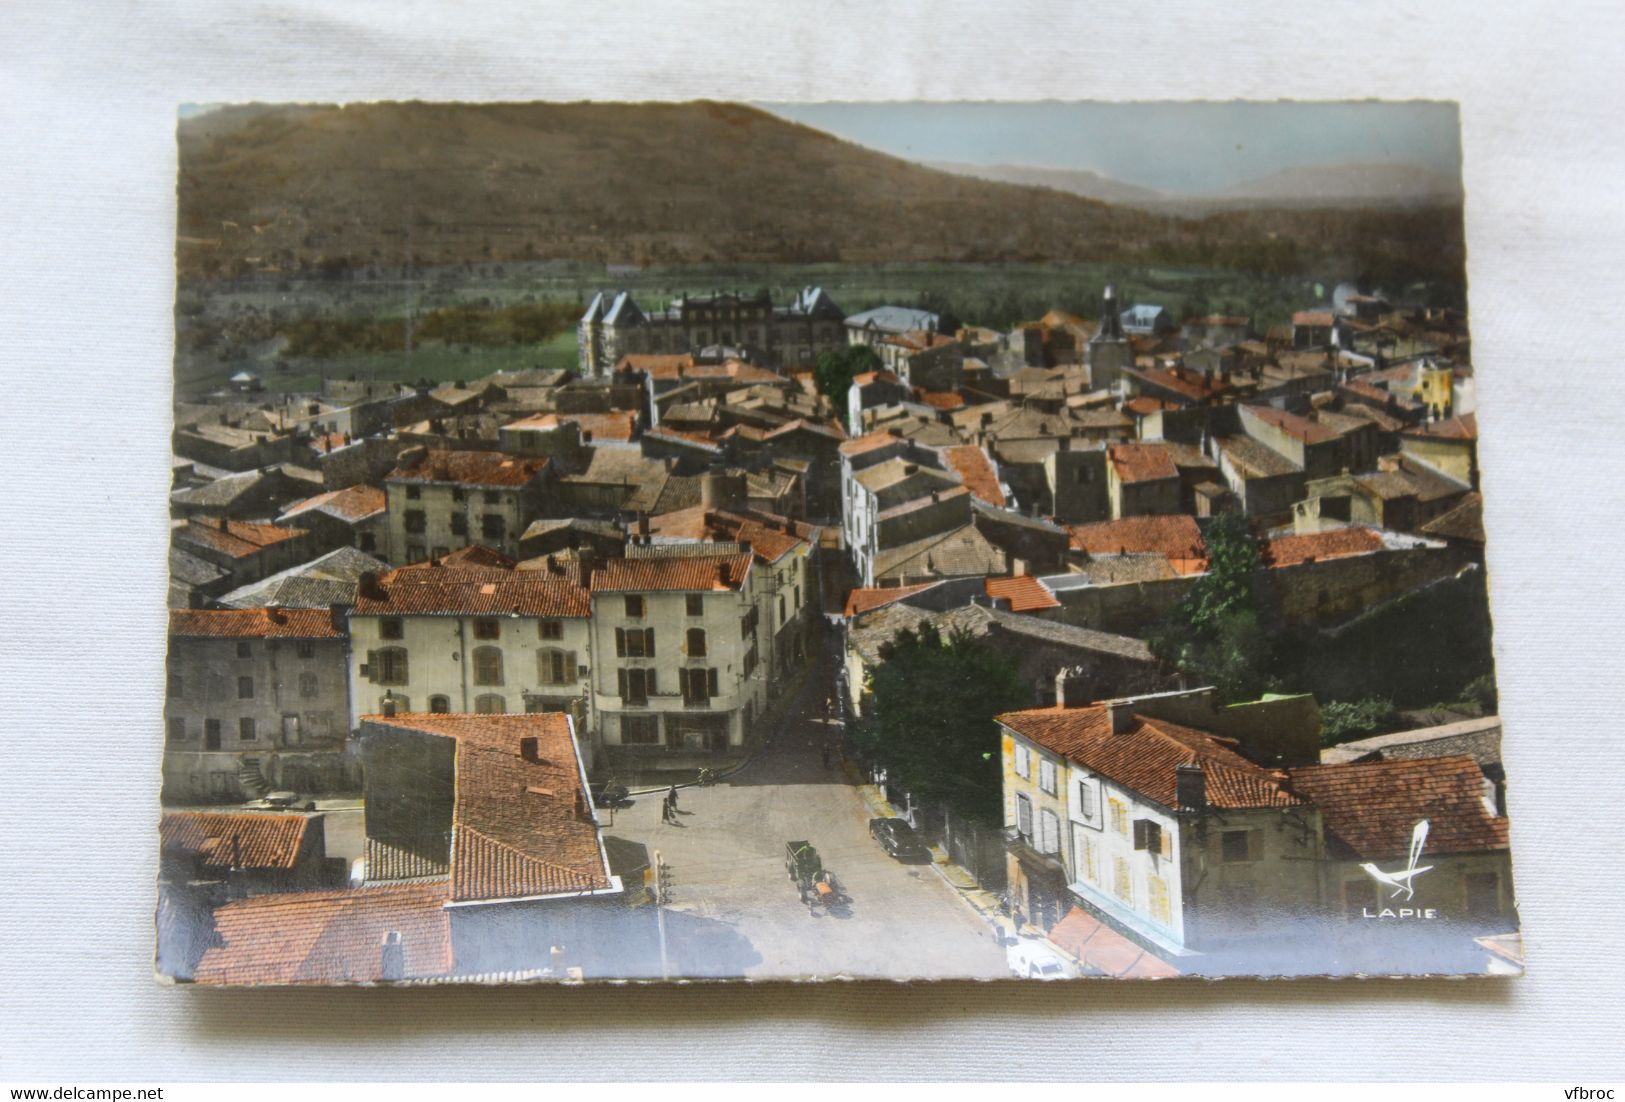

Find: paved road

[603,679,1008,981]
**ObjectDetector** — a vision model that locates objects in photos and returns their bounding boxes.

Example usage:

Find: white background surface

[2,0,1622,1082]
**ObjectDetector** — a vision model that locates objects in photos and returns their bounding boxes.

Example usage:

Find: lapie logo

[1361,819,1439,920]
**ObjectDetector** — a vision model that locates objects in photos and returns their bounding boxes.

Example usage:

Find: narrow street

[601,668,1008,980]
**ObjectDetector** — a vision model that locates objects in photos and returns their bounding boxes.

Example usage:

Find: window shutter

[677,669,689,697]
[645,628,656,656]
[1133,819,1149,851]
[364,650,377,683]
[647,669,657,694]
[615,628,626,657]
[617,668,627,699]
[567,651,577,680]
[707,668,718,696]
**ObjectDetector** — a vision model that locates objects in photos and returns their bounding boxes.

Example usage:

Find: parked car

[868,817,931,862]
[1007,937,1072,980]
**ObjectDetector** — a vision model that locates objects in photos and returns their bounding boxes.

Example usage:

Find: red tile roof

[648,507,811,563]
[278,484,386,524]
[179,519,307,559]
[1123,396,1178,416]
[1107,442,1179,484]
[364,713,614,904]
[1066,515,1206,574]
[942,444,1006,506]
[160,811,311,871]
[985,574,1060,612]
[842,582,940,617]
[388,449,550,487]
[999,705,1303,812]
[615,353,697,378]
[852,370,904,387]
[1261,526,1386,568]
[914,389,966,412]
[1049,906,1180,979]
[1287,756,1508,860]
[589,553,752,592]
[1403,413,1478,441]
[838,431,903,458]
[353,566,591,617]
[169,607,344,639]
[193,880,452,985]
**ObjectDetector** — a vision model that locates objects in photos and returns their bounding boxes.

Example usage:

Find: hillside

[924,160,1169,207]
[176,101,1465,285]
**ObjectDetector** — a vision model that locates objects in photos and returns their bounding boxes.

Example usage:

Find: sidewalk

[849,768,1014,940]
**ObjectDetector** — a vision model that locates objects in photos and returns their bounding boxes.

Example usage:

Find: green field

[175,259,1452,399]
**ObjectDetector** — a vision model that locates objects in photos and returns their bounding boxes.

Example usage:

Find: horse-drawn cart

[786,840,850,911]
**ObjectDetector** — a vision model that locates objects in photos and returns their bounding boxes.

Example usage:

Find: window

[686,594,704,617]
[204,719,221,748]
[539,649,575,686]
[473,646,504,686]
[1465,872,1500,919]
[239,717,256,741]
[742,645,758,677]
[1113,856,1132,904]
[1148,875,1171,925]
[481,514,506,540]
[167,674,182,699]
[617,667,655,705]
[1014,743,1031,779]
[616,627,655,658]
[451,513,468,537]
[374,647,409,685]
[1038,809,1060,854]
[451,488,466,503]
[483,491,499,505]
[1221,830,1256,863]
[1039,758,1058,796]
[404,509,426,534]
[472,619,500,640]
[621,715,661,745]
[685,628,707,658]
[406,486,421,500]
[474,693,506,715]
[539,620,563,641]
[296,641,315,659]
[380,618,403,640]
[299,672,318,698]
[1076,778,1098,822]
[1132,819,1163,855]
[1073,825,1097,883]
[235,640,252,659]
[740,606,758,638]
[429,695,450,714]
[359,532,377,552]
[1015,792,1034,840]
[680,667,719,704]
[624,595,645,618]
[406,544,425,563]
[1109,798,1129,835]
[237,675,254,699]
[166,718,186,744]
[778,596,786,624]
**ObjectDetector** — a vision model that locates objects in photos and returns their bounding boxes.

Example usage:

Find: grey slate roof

[217,545,391,608]
[1319,716,1502,767]
[845,305,939,334]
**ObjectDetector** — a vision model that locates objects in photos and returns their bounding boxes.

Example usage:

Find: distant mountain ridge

[176,101,1465,285]
[927,158,1462,212]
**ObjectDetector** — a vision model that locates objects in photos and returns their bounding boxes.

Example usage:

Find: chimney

[520,736,541,763]
[1054,666,1089,709]
[637,513,650,538]
[230,833,243,870]
[1107,699,1137,734]
[380,931,405,982]
[382,693,398,717]
[1175,762,1207,813]
[329,603,349,634]
[358,571,386,600]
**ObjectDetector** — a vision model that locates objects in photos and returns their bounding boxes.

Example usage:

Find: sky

[757,101,1461,195]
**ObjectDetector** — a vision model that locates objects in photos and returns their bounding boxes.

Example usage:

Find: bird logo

[1361,819,1434,901]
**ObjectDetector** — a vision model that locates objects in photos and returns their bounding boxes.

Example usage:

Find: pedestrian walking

[660,795,673,824]
[667,784,679,811]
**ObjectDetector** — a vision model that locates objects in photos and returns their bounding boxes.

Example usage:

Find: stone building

[383,448,552,564]
[347,562,594,730]
[578,287,845,377]
[163,607,355,803]
[998,687,1514,975]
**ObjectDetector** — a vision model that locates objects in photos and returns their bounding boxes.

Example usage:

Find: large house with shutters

[578,287,846,377]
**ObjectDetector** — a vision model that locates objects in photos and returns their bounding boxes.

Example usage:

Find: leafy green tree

[813,343,882,408]
[854,622,1031,824]
[1149,513,1278,703]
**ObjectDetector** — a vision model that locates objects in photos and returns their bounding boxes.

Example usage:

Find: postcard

[156,99,1518,983]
